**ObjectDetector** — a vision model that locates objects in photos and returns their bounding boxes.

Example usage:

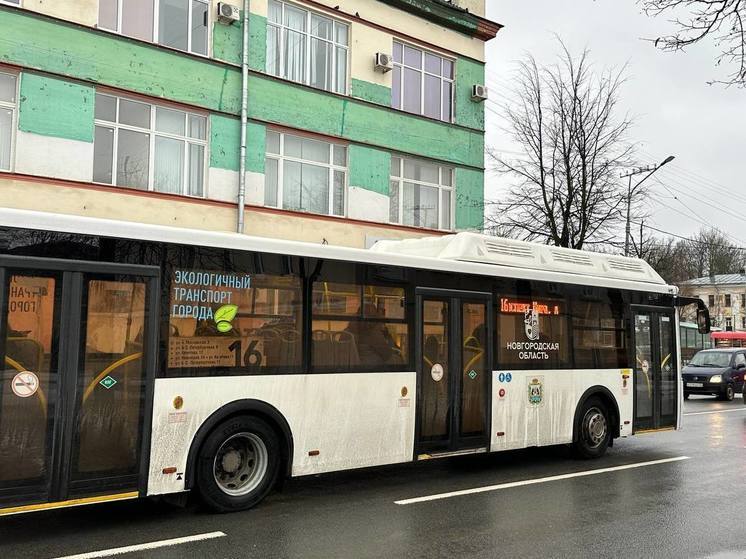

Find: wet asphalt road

[2,396,746,559]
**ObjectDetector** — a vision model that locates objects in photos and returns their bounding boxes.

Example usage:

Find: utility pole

[620,155,675,257]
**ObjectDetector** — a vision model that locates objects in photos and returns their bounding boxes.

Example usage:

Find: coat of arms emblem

[524,308,540,341]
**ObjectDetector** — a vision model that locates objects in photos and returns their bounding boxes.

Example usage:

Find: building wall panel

[14,130,94,182]
[455,166,483,230]
[18,73,94,143]
[0,8,242,114]
[249,74,484,168]
[23,0,98,27]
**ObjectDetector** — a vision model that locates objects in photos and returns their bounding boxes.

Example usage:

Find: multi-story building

[0,0,500,248]
[682,272,746,331]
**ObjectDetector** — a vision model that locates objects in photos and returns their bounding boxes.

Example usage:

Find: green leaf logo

[215,304,238,333]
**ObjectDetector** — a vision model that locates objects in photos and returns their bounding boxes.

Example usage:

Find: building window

[264,130,347,217]
[742,317,746,330]
[725,294,732,307]
[392,41,454,122]
[390,156,453,230]
[0,0,20,5]
[93,93,208,196]
[726,317,733,331]
[708,294,715,307]
[741,294,745,308]
[0,71,16,172]
[98,0,209,56]
[266,0,349,94]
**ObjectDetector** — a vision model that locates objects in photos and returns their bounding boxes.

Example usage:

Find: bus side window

[311,281,408,371]
[571,295,627,369]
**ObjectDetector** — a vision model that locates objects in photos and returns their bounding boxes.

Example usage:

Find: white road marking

[684,408,746,416]
[394,456,690,505]
[52,531,226,559]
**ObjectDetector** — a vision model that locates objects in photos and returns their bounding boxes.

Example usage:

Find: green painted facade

[348,145,391,196]
[351,79,392,107]
[246,121,266,174]
[209,114,241,171]
[0,4,487,232]
[454,167,484,230]
[249,75,483,169]
[0,8,242,114]
[455,58,486,131]
[18,73,94,143]
[209,115,266,174]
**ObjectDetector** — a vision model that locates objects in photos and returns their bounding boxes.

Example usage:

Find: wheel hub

[213,432,268,496]
[584,408,607,447]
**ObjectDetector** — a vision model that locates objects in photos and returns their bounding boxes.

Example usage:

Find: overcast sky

[484,1,746,246]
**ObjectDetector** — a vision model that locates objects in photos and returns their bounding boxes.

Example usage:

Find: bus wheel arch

[185,399,294,494]
[572,387,620,457]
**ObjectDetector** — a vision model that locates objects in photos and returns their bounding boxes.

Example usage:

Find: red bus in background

[711,331,746,348]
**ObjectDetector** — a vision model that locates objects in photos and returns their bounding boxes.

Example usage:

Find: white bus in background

[0,209,709,514]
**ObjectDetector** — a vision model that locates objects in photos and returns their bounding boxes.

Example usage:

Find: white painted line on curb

[394,456,690,505]
[684,408,746,416]
[51,531,227,559]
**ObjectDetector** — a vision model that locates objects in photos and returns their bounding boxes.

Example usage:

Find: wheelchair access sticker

[498,372,513,383]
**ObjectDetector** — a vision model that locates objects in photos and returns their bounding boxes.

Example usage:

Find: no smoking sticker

[11,371,39,398]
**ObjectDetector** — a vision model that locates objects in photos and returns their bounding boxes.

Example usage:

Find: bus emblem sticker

[100,375,117,390]
[11,371,39,398]
[524,308,540,341]
[528,377,543,405]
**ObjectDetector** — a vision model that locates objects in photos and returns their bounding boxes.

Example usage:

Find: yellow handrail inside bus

[4,356,47,414]
[463,350,484,376]
[82,352,142,403]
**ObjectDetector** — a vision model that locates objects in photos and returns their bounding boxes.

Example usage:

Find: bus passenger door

[415,290,492,457]
[632,308,677,432]
[0,258,158,510]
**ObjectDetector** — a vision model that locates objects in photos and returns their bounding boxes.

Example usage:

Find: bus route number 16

[228,339,263,368]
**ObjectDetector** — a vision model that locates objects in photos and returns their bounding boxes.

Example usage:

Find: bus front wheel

[573,397,611,459]
[196,415,280,512]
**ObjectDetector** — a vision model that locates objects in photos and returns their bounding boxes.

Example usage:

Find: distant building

[682,271,746,331]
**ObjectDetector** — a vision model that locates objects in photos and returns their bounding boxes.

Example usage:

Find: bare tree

[487,42,636,250]
[640,0,746,86]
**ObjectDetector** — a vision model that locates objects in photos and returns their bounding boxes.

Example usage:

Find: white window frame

[0,0,21,6]
[0,69,18,173]
[389,156,454,231]
[265,130,348,217]
[267,0,350,95]
[93,92,209,197]
[98,0,211,57]
[392,40,455,123]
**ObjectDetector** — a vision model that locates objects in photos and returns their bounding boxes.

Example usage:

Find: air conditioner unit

[374,52,394,73]
[217,2,240,24]
[471,84,488,102]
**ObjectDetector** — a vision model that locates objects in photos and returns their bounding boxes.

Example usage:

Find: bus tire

[572,397,611,459]
[196,415,280,513]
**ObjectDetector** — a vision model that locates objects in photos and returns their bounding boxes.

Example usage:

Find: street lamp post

[621,155,675,257]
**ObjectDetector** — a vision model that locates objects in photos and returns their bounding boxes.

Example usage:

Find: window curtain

[154,136,184,194]
[284,5,306,82]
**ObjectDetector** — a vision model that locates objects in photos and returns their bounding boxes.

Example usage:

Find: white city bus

[0,209,709,514]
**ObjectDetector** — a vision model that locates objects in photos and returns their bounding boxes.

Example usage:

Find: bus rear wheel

[196,415,280,512]
[573,397,611,459]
